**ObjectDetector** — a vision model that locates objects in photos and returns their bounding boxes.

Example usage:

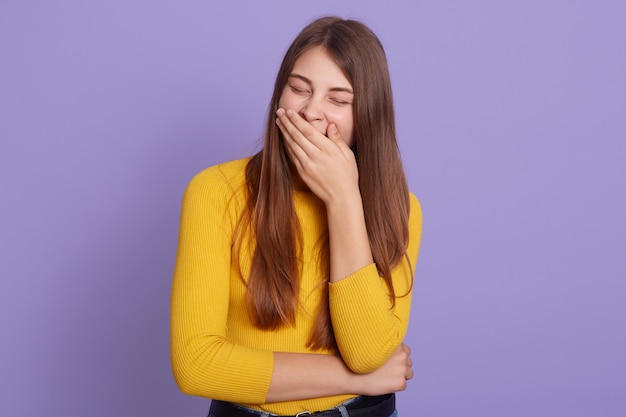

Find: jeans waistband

[209,393,395,417]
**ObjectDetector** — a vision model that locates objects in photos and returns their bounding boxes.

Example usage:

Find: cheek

[278,88,301,110]
[277,92,287,109]
[277,87,290,109]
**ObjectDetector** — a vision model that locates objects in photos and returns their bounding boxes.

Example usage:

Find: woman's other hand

[353,343,414,396]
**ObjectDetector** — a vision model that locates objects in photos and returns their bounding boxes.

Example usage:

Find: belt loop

[336,405,350,417]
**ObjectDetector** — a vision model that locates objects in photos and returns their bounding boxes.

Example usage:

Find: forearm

[326,195,422,373]
[324,191,402,372]
[325,191,373,283]
[266,345,412,402]
[266,352,357,402]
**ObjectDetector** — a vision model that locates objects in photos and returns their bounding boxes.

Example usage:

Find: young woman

[171,16,422,417]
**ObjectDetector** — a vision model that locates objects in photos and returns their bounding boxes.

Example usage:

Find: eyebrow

[288,73,354,94]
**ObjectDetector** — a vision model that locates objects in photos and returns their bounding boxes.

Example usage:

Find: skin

[276,46,372,283]
[278,45,355,147]
[267,344,414,402]
[265,46,414,402]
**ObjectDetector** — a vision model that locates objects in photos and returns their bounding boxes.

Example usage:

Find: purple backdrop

[1,1,625,416]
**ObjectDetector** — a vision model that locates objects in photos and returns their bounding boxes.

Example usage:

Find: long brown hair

[240,17,410,350]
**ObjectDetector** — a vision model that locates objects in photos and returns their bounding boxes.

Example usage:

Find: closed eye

[289,85,309,95]
[330,98,351,106]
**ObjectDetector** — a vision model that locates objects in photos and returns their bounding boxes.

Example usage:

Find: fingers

[275,110,306,166]
[276,109,301,150]
[276,108,315,156]
[275,107,359,202]
[358,343,414,395]
[326,123,342,144]
[276,108,341,152]
[399,343,413,381]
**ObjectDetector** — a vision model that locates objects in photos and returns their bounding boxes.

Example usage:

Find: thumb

[327,123,343,144]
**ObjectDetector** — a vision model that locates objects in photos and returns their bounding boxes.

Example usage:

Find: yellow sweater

[170,157,422,415]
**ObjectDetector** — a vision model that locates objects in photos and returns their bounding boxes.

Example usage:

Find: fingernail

[286,109,294,117]
[276,108,284,117]
[330,124,337,134]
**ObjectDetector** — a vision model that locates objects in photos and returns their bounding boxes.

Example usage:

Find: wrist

[324,188,363,214]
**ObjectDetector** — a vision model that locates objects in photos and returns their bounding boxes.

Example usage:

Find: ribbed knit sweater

[170,157,422,415]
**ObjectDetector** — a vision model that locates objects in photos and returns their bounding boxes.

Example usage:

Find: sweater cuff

[328,263,390,302]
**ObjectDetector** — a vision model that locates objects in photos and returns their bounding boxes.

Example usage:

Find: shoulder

[408,192,422,220]
[405,191,423,264]
[189,157,251,186]
[186,157,250,195]
[183,157,251,208]
[407,191,423,234]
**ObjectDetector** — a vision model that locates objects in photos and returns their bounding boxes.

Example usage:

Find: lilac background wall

[1,1,624,416]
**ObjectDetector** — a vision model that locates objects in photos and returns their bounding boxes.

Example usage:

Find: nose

[299,97,324,123]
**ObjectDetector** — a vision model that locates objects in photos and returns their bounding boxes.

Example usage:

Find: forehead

[291,46,352,88]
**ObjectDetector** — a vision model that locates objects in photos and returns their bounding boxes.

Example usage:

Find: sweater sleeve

[170,166,274,403]
[328,193,422,373]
